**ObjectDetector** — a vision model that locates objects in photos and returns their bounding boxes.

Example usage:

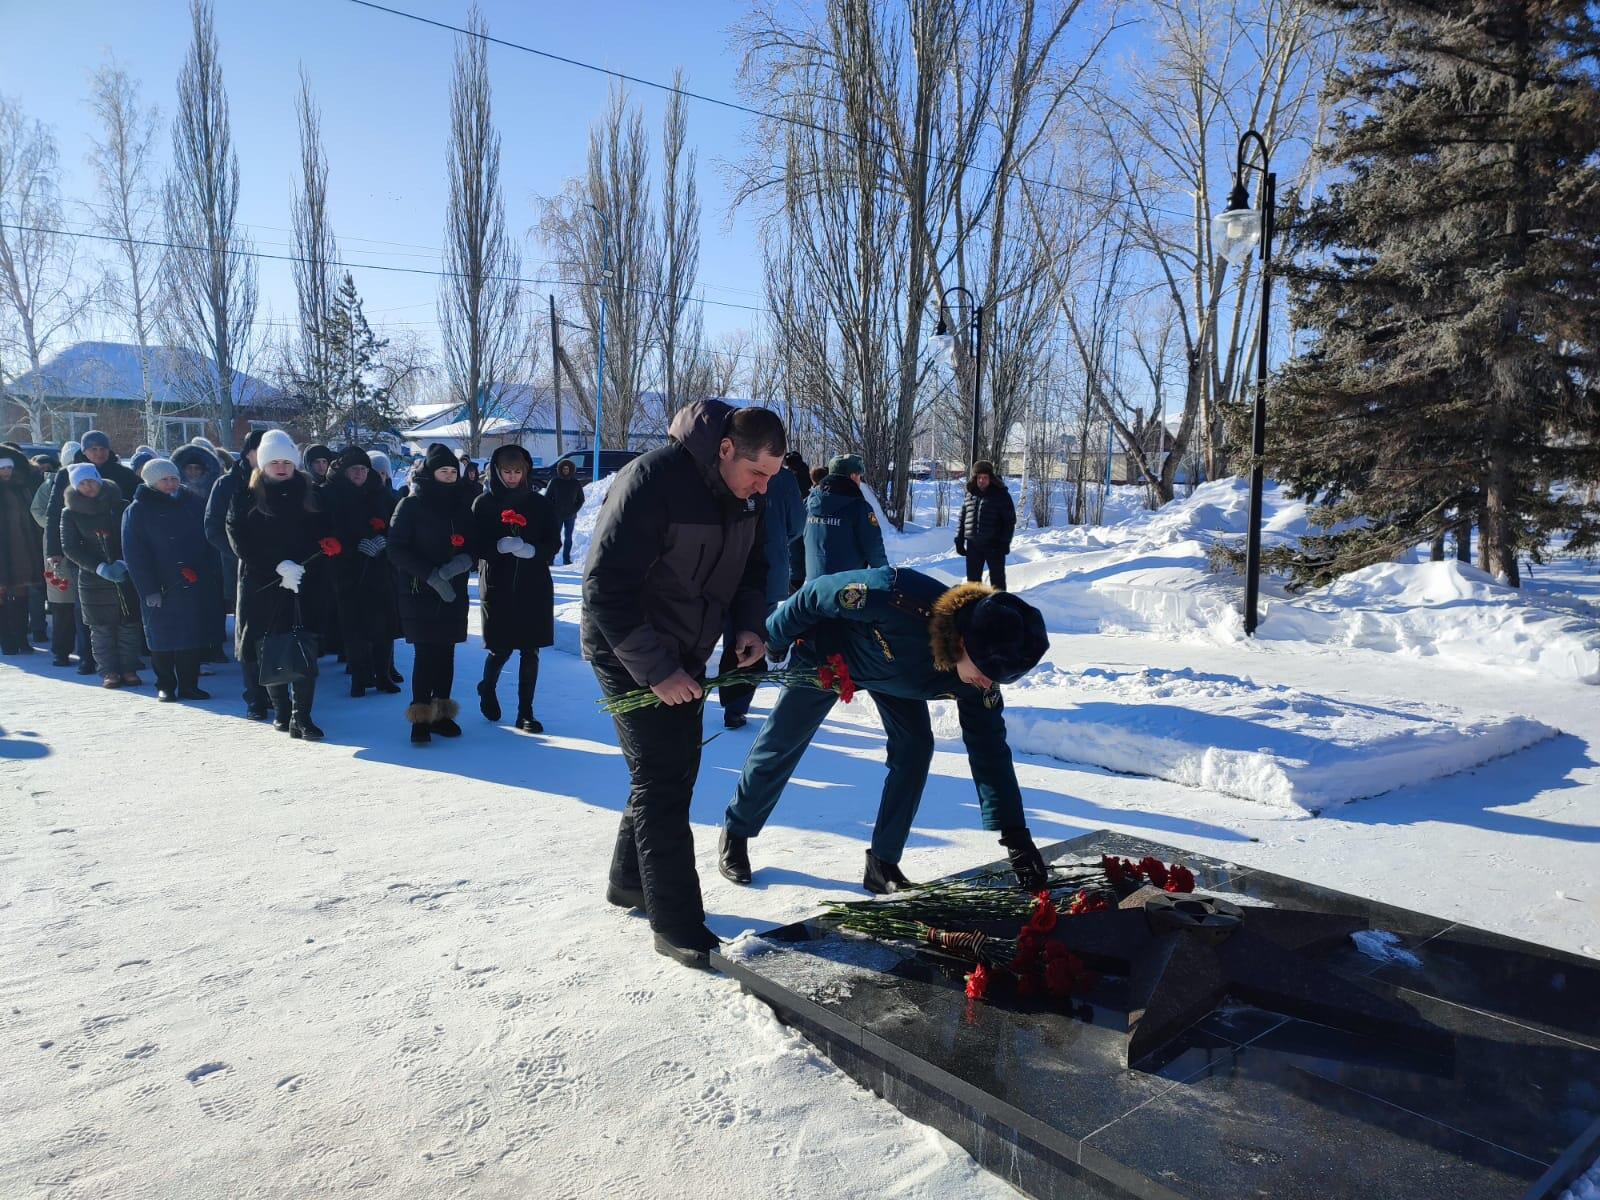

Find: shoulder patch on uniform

[866,510,878,526]
[839,581,868,610]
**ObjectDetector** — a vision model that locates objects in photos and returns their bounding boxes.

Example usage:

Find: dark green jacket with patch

[766,565,1024,828]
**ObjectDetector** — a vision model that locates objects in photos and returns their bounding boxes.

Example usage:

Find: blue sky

[2,0,770,357]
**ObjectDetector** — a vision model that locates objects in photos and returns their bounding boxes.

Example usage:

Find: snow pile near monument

[972,665,1557,814]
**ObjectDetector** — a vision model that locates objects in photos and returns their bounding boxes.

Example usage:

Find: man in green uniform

[803,453,888,581]
[718,565,1052,894]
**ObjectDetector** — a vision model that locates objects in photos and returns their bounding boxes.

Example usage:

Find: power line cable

[343,0,1200,226]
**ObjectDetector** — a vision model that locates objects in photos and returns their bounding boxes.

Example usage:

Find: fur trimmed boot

[407,701,434,745]
[430,697,463,738]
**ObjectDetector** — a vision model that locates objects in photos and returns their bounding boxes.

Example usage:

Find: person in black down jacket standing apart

[471,445,560,732]
[389,443,477,744]
[956,460,1016,592]
[543,457,585,565]
[583,400,785,968]
[226,431,331,739]
[322,446,403,698]
[121,458,221,702]
[60,464,142,687]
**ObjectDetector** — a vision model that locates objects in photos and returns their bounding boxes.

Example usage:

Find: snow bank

[972,478,1600,682]
[931,665,1557,814]
[1564,1156,1600,1200]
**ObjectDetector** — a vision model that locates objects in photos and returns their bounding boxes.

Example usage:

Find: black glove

[999,827,1048,892]
[954,538,967,557]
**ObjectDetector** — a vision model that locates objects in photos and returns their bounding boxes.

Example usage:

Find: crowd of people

[0,429,574,743]
[5,413,1045,970]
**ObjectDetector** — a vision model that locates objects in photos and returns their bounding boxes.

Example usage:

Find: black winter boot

[606,881,646,910]
[290,682,324,740]
[477,679,501,722]
[718,829,752,886]
[863,850,913,895]
[999,826,1049,892]
[652,924,720,970]
[407,701,433,744]
[431,698,463,737]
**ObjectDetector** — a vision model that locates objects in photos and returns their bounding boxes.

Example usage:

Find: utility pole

[549,294,564,456]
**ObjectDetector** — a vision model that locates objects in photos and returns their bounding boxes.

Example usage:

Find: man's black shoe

[863,850,913,895]
[246,705,270,721]
[718,829,752,886]
[652,925,719,970]
[999,826,1049,891]
[606,882,646,910]
[156,689,177,703]
[723,714,747,730]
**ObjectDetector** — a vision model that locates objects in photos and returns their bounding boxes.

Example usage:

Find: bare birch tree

[439,5,523,456]
[0,97,96,440]
[162,0,256,444]
[87,62,165,447]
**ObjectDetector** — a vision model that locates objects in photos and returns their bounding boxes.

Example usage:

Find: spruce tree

[1269,0,1600,587]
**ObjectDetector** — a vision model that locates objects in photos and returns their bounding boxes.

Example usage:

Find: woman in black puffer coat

[388,443,477,744]
[60,467,142,685]
[470,444,560,732]
[226,432,332,738]
[321,446,402,697]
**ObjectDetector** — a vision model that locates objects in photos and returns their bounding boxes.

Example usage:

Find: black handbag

[259,597,319,686]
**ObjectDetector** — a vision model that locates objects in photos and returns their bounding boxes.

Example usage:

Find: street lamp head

[1214,198,1262,266]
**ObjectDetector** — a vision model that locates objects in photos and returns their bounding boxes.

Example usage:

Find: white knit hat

[256,430,302,469]
[369,452,392,475]
[68,463,102,488]
[141,458,181,485]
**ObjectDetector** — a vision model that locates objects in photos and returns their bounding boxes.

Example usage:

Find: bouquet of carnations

[598,652,857,714]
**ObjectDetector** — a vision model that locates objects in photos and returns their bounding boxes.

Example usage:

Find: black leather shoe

[652,925,720,970]
[374,680,402,694]
[273,712,291,733]
[178,687,211,701]
[723,713,747,730]
[290,719,325,741]
[999,826,1049,891]
[515,714,543,733]
[606,881,646,910]
[718,829,752,886]
[157,689,177,703]
[863,850,913,895]
[246,705,270,721]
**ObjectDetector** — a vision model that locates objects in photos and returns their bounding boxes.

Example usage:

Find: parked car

[529,449,640,489]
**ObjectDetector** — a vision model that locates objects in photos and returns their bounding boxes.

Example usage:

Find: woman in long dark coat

[388,442,477,745]
[121,458,223,702]
[470,444,560,732]
[322,446,402,697]
[60,467,141,686]
[0,452,44,655]
[226,431,332,738]
[169,444,228,658]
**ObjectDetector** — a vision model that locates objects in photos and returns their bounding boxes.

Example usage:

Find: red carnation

[1045,954,1089,998]
[1026,896,1058,934]
[1102,854,1127,886]
[818,665,836,690]
[826,654,856,703]
[368,517,387,533]
[450,533,466,548]
[1043,940,1071,962]
[319,537,343,558]
[1165,865,1196,894]
[179,566,199,585]
[964,963,990,1000]
[1068,889,1109,915]
[1138,856,1169,889]
[501,509,527,528]
[1016,973,1041,1000]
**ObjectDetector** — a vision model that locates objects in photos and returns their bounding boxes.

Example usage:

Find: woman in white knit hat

[225,431,333,738]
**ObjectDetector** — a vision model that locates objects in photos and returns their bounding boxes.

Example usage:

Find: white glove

[357,536,386,557]
[496,535,524,555]
[440,552,474,579]
[145,593,163,608]
[275,560,305,593]
[511,541,536,560]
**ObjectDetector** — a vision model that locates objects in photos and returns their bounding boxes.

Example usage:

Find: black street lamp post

[930,286,985,470]
[1214,130,1276,637]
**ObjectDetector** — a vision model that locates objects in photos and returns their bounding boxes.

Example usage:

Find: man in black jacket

[583,399,786,968]
[543,458,585,565]
[956,460,1016,591]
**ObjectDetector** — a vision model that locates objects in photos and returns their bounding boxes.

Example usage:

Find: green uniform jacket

[766,565,1024,829]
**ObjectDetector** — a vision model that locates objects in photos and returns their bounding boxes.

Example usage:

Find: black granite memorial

[712,830,1600,1200]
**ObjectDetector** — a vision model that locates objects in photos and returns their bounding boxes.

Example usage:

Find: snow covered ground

[5,475,1599,1198]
